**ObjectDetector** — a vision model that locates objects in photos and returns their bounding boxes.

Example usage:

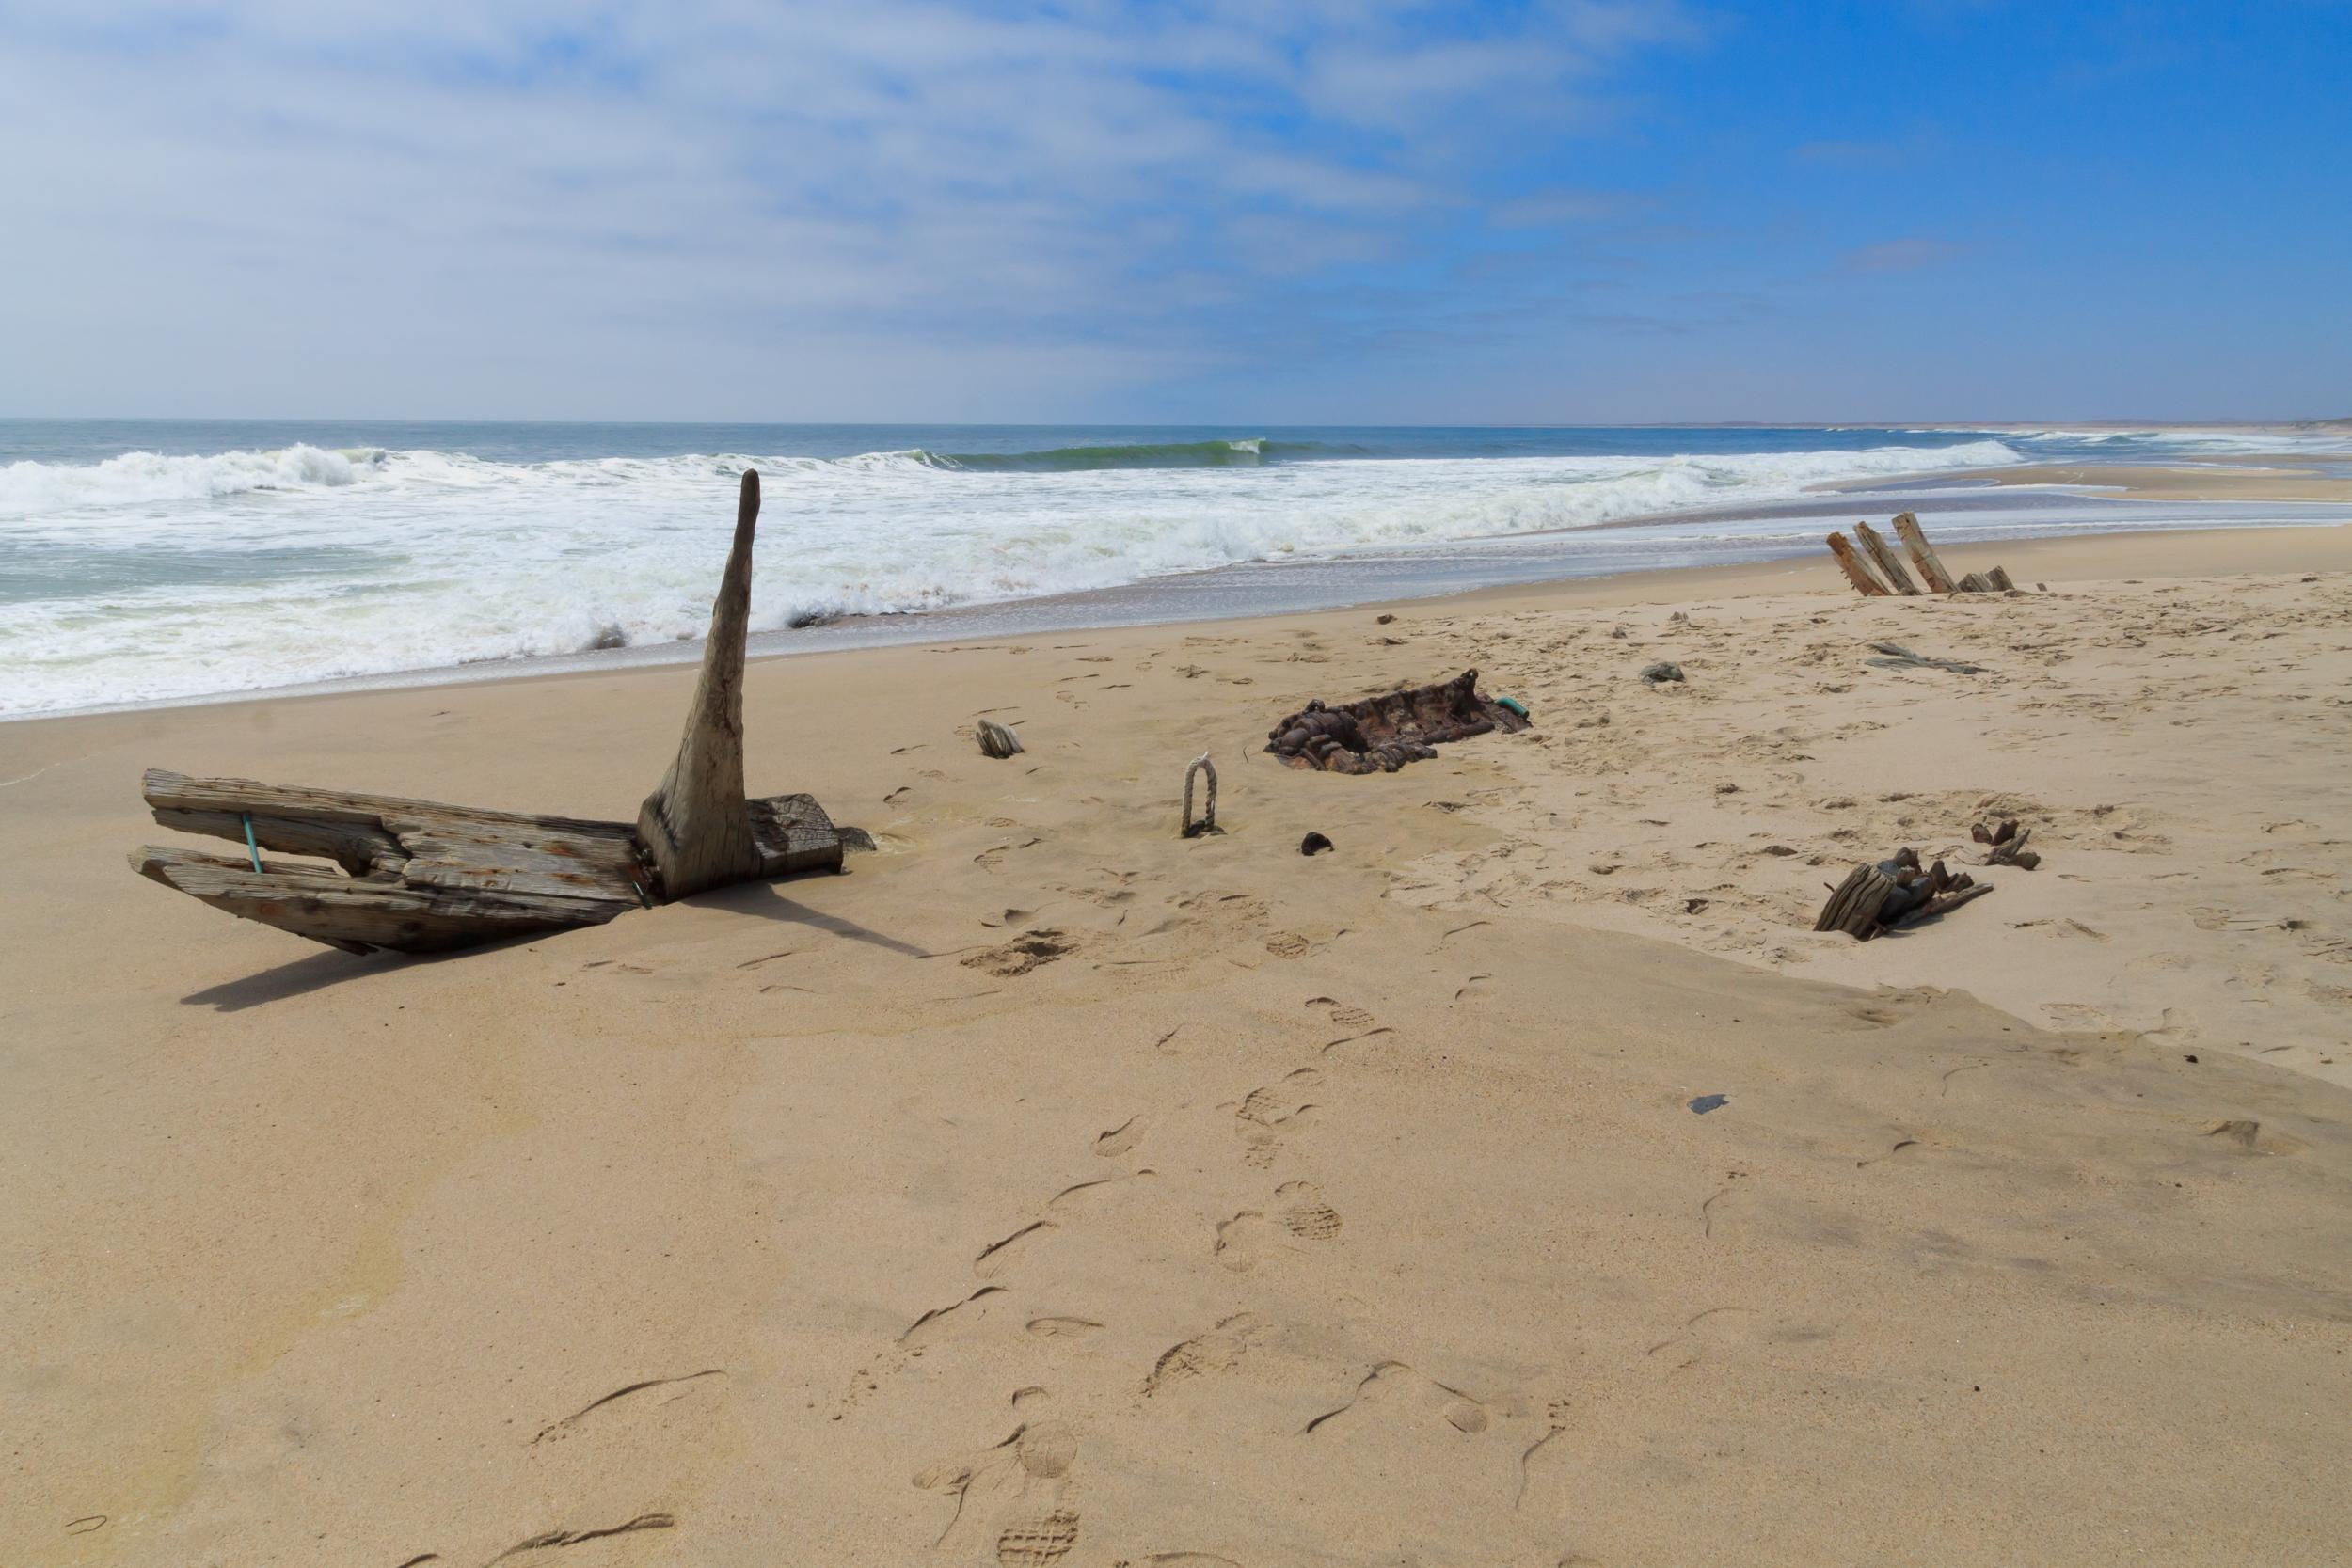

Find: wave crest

[0,444,367,515]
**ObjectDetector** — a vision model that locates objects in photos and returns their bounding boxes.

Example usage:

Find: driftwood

[131,470,850,956]
[977,719,1024,759]
[1892,512,1956,593]
[1826,532,1892,596]
[1828,515,2025,599]
[1815,847,1991,940]
[1855,522,1921,594]
[1974,817,2042,870]
[1866,641,1987,674]
[1264,669,1529,775]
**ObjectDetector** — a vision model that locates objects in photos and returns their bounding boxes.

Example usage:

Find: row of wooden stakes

[1827,512,2019,598]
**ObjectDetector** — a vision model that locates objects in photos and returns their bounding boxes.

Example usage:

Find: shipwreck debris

[1866,641,1988,674]
[130,471,851,956]
[1263,669,1529,775]
[1814,847,1993,940]
[977,719,1025,759]
[1826,513,2025,599]
[1974,818,2042,870]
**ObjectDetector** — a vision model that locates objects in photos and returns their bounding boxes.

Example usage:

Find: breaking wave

[1,431,2041,714]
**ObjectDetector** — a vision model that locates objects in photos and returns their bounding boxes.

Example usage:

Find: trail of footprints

[892,988,1403,1561]
[892,977,1604,1565]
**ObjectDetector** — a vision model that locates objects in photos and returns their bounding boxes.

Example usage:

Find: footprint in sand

[1277,1181,1343,1240]
[1232,1069,1322,1166]
[1094,1116,1146,1158]
[962,930,1077,977]
[1301,1361,1493,1437]
[915,1423,1082,1560]
[1233,1068,1322,1128]
[1213,1211,1276,1273]
[1025,1317,1104,1339]
[1306,995,1375,1029]
[1264,932,1311,959]
[1142,1314,1267,1397]
[975,1221,1057,1280]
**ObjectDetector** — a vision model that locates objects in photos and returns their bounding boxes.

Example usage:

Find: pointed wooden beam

[1892,512,1956,593]
[636,469,766,900]
[1855,522,1921,594]
[1826,532,1892,596]
[1985,565,2017,592]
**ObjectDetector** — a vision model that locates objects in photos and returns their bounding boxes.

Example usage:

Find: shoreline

[11,499,2349,728]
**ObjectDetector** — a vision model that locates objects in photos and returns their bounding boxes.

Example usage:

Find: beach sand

[1932,458,2352,503]
[5,525,2350,1566]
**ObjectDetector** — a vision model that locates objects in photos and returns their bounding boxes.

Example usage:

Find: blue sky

[2,0,2345,422]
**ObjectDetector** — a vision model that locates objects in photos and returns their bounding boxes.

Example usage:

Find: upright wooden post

[1826,532,1892,596]
[1891,512,1956,593]
[1855,522,1921,594]
[637,470,766,899]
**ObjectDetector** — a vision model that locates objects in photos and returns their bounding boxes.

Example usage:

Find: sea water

[3,420,2347,717]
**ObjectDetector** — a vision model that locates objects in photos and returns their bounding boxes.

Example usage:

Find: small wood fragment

[1865,641,1987,674]
[1892,512,1956,593]
[1855,522,1922,594]
[1828,532,1893,596]
[977,719,1025,758]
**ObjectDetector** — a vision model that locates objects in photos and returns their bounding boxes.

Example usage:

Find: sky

[1,0,2347,423]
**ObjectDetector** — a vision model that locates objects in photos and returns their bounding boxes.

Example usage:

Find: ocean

[5,420,2348,719]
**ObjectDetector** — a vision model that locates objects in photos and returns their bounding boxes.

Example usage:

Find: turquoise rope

[241,812,262,873]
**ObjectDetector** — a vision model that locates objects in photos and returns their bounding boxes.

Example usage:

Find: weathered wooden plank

[749,792,845,879]
[132,846,629,954]
[1855,522,1922,594]
[1956,571,1995,594]
[1815,864,1895,937]
[383,819,646,895]
[1985,565,2017,592]
[1892,512,1956,593]
[1827,532,1892,596]
[145,769,636,841]
[637,469,765,899]
[153,808,404,877]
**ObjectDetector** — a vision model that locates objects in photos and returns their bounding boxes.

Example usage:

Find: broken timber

[1264,669,1530,774]
[130,470,850,956]
[1826,514,2025,600]
[1814,847,1992,940]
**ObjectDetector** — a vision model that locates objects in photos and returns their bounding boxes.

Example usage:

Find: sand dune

[4,526,2349,1566]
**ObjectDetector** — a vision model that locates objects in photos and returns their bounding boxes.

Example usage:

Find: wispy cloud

[0,0,1718,417]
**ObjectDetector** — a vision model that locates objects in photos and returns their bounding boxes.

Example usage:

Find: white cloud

[0,0,1705,417]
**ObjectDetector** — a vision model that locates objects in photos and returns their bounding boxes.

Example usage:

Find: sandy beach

[6,524,2350,1566]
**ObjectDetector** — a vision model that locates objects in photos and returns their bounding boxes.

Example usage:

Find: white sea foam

[0,444,375,515]
[0,435,2044,714]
